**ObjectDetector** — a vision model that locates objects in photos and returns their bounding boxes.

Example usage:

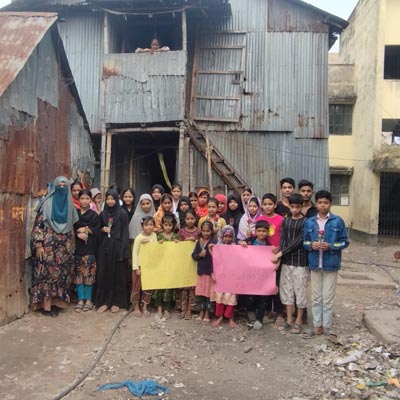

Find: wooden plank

[181,8,187,53]
[197,70,243,75]
[195,95,240,101]
[200,46,245,49]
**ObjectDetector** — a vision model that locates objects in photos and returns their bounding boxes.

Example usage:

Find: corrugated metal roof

[0,12,58,98]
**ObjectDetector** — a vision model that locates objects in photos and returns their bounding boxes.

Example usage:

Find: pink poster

[212,245,277,295]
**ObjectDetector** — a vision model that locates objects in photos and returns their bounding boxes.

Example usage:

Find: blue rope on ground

[98,379,169,398]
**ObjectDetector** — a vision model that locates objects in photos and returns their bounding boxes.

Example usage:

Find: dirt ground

[1,241,400,400]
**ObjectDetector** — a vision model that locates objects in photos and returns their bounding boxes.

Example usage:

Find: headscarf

[41,176,78,234]
[90,188,101,214]
[151,184,165,210]
[215,193,227,214]
[129,194,155,239]
[195,188,210,218]
[221,193,244,235]
[177,196,192,228]
[237,196,261,241]
[101,189,122,226]
[218,224,235,244]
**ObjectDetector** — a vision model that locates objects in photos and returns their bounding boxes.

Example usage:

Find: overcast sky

[0,0,359,18]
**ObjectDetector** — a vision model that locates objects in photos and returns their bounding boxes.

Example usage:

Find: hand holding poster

[140,241,197,290]
[212,245,277,295]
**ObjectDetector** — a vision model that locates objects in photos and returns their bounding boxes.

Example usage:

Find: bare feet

[184,311,192,320]
[164,310,171,320]
[110,305,120,313]
[213,316,223,327]
[97,305,108,313]
[229,319,237,328]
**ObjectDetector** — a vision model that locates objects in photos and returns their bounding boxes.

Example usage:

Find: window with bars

[384,46,400,80]
[330,175,350,206]
[329,104,353,135]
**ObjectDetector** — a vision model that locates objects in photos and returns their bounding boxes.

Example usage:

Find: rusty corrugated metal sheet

[0,21,94,325]
[0,12,58,98]
[104,51,186,124]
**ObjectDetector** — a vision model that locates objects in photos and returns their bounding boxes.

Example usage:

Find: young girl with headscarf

[95,189,130,313]
[237,196,261,241]
[129,194,156,241]
[30,176,78,317]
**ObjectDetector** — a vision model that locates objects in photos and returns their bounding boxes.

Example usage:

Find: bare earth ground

[1,241,400,400]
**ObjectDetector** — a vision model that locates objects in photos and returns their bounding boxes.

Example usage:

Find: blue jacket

[303,213,349,271]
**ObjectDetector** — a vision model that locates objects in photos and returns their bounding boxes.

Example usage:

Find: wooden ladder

[186,122,247,195]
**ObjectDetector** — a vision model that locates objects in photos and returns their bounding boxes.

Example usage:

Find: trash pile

[306,334,400,399]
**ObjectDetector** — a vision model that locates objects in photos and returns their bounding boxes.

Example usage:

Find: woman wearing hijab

[95,189,131,313]
[129,194,156,241]
[151,184,165,210]
[215,193,227,215]
[30,176,79,317]
[221,193,245,237]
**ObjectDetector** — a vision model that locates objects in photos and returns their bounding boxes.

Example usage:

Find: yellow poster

[140,241,197,290]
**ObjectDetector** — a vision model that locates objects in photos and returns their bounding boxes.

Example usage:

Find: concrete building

[0,12,94,325]
[7,0,347,197]
[328,0,400,242]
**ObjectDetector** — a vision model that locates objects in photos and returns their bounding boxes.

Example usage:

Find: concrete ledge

[338,271,397,290]
[363,310,400,344]
[348,228,378,245]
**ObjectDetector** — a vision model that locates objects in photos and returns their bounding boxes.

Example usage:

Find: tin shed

[0,12,94,325]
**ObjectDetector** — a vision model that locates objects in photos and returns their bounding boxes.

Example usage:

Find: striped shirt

[280,216,308,267]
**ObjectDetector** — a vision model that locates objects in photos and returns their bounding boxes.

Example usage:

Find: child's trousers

[131,273,152,306]
[76,284,93,301]
[310,269,338,330]
[215,303,234,319]
[196,295,212,312]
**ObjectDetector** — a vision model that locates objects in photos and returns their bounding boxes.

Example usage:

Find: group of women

[30,176,254,317]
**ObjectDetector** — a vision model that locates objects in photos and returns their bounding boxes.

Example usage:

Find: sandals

[83,303,93,312]
[275,315,285,328]
[290,324,303,334]
[75,302,84,313]
[303,327,323,339]
[278,322,292,332]
[201,318,210,325]
[195,316,202,324]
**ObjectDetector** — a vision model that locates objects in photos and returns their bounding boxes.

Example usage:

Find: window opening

[330,174,350,206]
[329,104,352,135]
[384,46,400,80]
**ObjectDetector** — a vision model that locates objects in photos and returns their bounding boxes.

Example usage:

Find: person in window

[135,37,170,54]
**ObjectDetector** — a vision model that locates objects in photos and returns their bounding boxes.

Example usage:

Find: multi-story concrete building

[328,0,400,242]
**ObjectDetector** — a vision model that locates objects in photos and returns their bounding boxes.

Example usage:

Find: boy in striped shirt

[272,194,308,334]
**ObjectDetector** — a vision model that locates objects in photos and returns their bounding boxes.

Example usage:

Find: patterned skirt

[74,254,96,286]
[195,274,213,298]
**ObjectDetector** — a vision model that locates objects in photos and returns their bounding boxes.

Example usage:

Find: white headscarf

[129,194,155,239]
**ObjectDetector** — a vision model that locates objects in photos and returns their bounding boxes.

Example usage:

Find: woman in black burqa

[95,189,130,313]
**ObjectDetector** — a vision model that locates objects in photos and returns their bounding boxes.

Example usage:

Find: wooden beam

[108,127,180,134]
[104,132,112,191]
[178,122,185,187]
[182,8,187,53]
[100,132,106,194]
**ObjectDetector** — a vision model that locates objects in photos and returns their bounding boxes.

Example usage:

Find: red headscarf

[195,188,210,218]
[215,193,227,215]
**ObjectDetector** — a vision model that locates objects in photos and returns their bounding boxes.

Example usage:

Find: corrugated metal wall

[195,0,329,137]
[192,131,329,196]
[57,13,104,133]
[0,30,94,326]
[103,51,186,123]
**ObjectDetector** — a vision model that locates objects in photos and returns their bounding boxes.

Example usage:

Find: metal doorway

[378,172,400,239]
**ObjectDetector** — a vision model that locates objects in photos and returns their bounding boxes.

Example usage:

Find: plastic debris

[366,380,387,388]
[335,354,358,366]
[387,378,400,387]
[97,379,169,398]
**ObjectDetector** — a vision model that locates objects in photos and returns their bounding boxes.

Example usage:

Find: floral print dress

[30,208,75,307]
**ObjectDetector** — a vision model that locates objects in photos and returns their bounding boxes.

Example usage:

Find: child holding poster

[131,216,157,317]
[272,194,308,334]
[211,225,237,328]
[178,210,201,319]
[192,221,218,325]
[153,214,179,319]
[240,220,272,330]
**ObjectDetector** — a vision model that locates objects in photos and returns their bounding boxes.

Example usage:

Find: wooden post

[182,8,187,53]
[104,132,112,190]
[184,136,190,193]
[206,131,213,195]
[100,132,106,194]
[189,143,194,191]
[178,122,185,188]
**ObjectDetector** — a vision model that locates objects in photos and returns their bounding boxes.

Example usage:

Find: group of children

[70,178,349,338]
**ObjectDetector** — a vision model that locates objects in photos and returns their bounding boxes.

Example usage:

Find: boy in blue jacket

[303,190,349,338]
